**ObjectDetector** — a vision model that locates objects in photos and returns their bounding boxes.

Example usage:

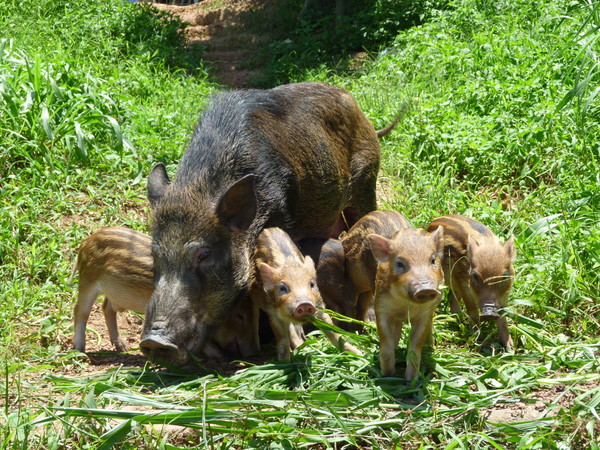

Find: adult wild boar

[141,82,389,362]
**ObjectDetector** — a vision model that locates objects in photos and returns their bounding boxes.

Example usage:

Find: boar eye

[471,272,480,285]
[278,283,290,297]
[196,247,211,264]
[394,258,407,275]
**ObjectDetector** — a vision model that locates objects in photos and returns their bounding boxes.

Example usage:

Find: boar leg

[73,282,102,353]
[248,302,262,355]
[102,298,127,352]
[341,159,378,230]
[377,313,403,377]
[315,310,363,355]
[405,312,435,380]
[497,316,514,350]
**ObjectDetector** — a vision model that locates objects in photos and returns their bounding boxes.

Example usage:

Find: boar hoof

[140,337,180,362]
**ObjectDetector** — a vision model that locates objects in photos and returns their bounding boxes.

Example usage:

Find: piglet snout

[480,305,499,321]
[293,302,316,320]
[413,288,441,303]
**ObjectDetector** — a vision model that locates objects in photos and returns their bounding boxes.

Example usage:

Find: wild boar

[71,227,259,358]
[427,214,516,349]
[251,227,362,361]
[141,82,391,362]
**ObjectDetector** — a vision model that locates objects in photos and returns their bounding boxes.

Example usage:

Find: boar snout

[293,302,316,320]
[140,334,181,362]
[140,321,183,361]
[480,305,499,321]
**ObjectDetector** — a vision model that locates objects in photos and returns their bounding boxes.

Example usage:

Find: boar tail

[376,99,412,138]
[68,257,79,285]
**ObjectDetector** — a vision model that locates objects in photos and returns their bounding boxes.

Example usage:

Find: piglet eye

[310,280,317,290]
[278,283,290,297]
[394,258,407,275]
[430,255,438,267]
[471,272,480,285]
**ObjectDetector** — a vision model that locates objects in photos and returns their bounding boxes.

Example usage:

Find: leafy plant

[0,40,130,170]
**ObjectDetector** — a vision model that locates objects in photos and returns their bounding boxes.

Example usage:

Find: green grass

[1,0,599,447]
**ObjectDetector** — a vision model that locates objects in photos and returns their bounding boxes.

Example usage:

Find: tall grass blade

[74,121,88,163]
[41,106,53,140]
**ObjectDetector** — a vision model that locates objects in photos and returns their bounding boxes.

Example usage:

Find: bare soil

[154,0,280,87]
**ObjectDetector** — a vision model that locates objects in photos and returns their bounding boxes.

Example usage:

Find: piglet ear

[216,175,257,232]
[504,235,517,261]
[147,163,171,209]
[430,225,444,251]
[303,255,316,271]
[367,234,391,263]
[466,234,480,263]
[257,262,278,291]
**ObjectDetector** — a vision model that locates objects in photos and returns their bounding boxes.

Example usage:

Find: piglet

[71,227,152,353]
[427,214,516,349]
[251,227,362,361]
[369,226,445,379]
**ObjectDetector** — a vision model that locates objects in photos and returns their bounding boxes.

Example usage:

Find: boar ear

[216,175,257,232]
[258,262,278,290]
[504,235,516,261]
[367,234,391,262]
[148,163,171,208]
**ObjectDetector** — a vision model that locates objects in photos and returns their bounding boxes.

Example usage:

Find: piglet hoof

[114,341,128,353]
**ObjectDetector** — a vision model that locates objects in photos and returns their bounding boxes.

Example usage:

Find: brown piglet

[251,227,362,361]
[427,214,516,349]
[71,227,153,353]
[342,210,413,326]
[297,237,355,328]
[368,226,445,379]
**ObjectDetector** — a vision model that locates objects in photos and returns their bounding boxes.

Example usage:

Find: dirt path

[154,0,279,87]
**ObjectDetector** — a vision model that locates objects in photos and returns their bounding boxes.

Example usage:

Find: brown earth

[153,0,280,87]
